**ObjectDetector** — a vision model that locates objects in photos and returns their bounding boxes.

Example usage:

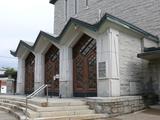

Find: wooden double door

[73,34,97,97]
[45,45,59,96]
[25,53,35,94]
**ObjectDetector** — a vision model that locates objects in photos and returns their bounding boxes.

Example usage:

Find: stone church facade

[11,0,160,101]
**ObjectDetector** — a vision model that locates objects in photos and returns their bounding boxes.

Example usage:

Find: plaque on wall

[98,62,106,79]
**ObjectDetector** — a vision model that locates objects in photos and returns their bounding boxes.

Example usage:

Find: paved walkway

[116,109,160,120]
[0,110,17,120]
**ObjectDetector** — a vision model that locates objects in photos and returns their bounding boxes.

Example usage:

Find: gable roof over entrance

[10,31,59,57]
[11,13,159,57]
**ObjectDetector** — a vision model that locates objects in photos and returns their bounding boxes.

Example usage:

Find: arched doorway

[25,52,35,94]
[45,45,59,96]
[73,34,97,97]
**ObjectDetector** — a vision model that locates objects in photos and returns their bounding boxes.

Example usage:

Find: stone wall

[119,31,144,95]
[54,0,160,37]
[118,29,159,96]
[86,96,145,117]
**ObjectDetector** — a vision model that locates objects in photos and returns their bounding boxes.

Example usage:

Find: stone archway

[45,45,59,96]
[25,52,35,94]
[73,34,97,97]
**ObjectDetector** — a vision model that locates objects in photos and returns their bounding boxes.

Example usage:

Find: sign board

[1,85,7,94]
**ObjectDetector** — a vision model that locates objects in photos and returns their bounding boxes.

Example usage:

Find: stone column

[59,46,73,97]
[97,28,120,97]
[16,58,25,94]
[34,53,45,95]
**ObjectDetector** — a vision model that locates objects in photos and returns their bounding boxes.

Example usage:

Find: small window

[86,0,89,8]
[75,0,77,15]
[65,0,68,20]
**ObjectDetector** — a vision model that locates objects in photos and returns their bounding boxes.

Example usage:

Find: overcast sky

[0,0,54,69]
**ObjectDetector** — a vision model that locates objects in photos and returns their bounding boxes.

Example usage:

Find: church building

[11,0,160,101]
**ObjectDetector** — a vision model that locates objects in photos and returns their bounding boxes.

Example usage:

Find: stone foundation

[86,96,146,117]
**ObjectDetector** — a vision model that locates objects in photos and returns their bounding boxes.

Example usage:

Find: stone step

[0,99,45,112]
[0,101,37,118]
[0,105,27,120]
[35,105,90,112]
[34,114,108,120]
[0,99,89,112]
[37,109,95,117]
[0,101,96,118]
[0,96,108,120]
[0,97,86,107]
[45,101,86,107]
[17,101,89,112]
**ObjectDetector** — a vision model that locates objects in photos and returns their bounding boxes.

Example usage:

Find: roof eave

[32,31,60,50]
[10,50,16,57]
[49,0,57,4]
[105,14,159,43]
[137,50,160,60]
[11,13,160,58]
[10,40,33,57]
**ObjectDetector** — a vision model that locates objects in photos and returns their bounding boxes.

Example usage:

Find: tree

[3,67,17,79]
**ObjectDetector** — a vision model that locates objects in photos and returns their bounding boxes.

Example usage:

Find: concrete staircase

[0,96,108,120]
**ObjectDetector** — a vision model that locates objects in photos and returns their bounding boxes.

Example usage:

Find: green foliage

[2,67,17,79]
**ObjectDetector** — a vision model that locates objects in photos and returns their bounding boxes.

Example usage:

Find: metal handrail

[27,84,45,98]
[27,85,47,99]
[25,84,49,120]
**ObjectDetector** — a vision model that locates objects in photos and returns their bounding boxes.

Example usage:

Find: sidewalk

[116,109,160,120]
[0,110,17,120]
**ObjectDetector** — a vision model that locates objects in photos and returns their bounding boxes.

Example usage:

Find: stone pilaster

[59,46,73,97]
[16,58,25,94]
[97,28,120,97]
[34,53,45,95]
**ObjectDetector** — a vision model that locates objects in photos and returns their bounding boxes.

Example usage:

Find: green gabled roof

[53,13,159,43]
[50,0,58,4]
[10,31,58,57]
[11,13,159,57]
[10,40,33,56]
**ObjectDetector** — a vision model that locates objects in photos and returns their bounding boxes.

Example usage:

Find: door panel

[45,45,59,96]
[73,34,97,97]
[25,53,35,94]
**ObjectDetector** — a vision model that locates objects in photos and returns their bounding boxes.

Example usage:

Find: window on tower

[65,0,68,20]
[86,0,89,8]
[75,0,78,15]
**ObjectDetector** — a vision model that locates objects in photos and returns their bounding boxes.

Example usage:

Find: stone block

[123,106,132,114]
[95,105,102,113]
[117,107,124,114]
[103,106,111,114]
[111,107,118,113]
[123,101,129,106]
